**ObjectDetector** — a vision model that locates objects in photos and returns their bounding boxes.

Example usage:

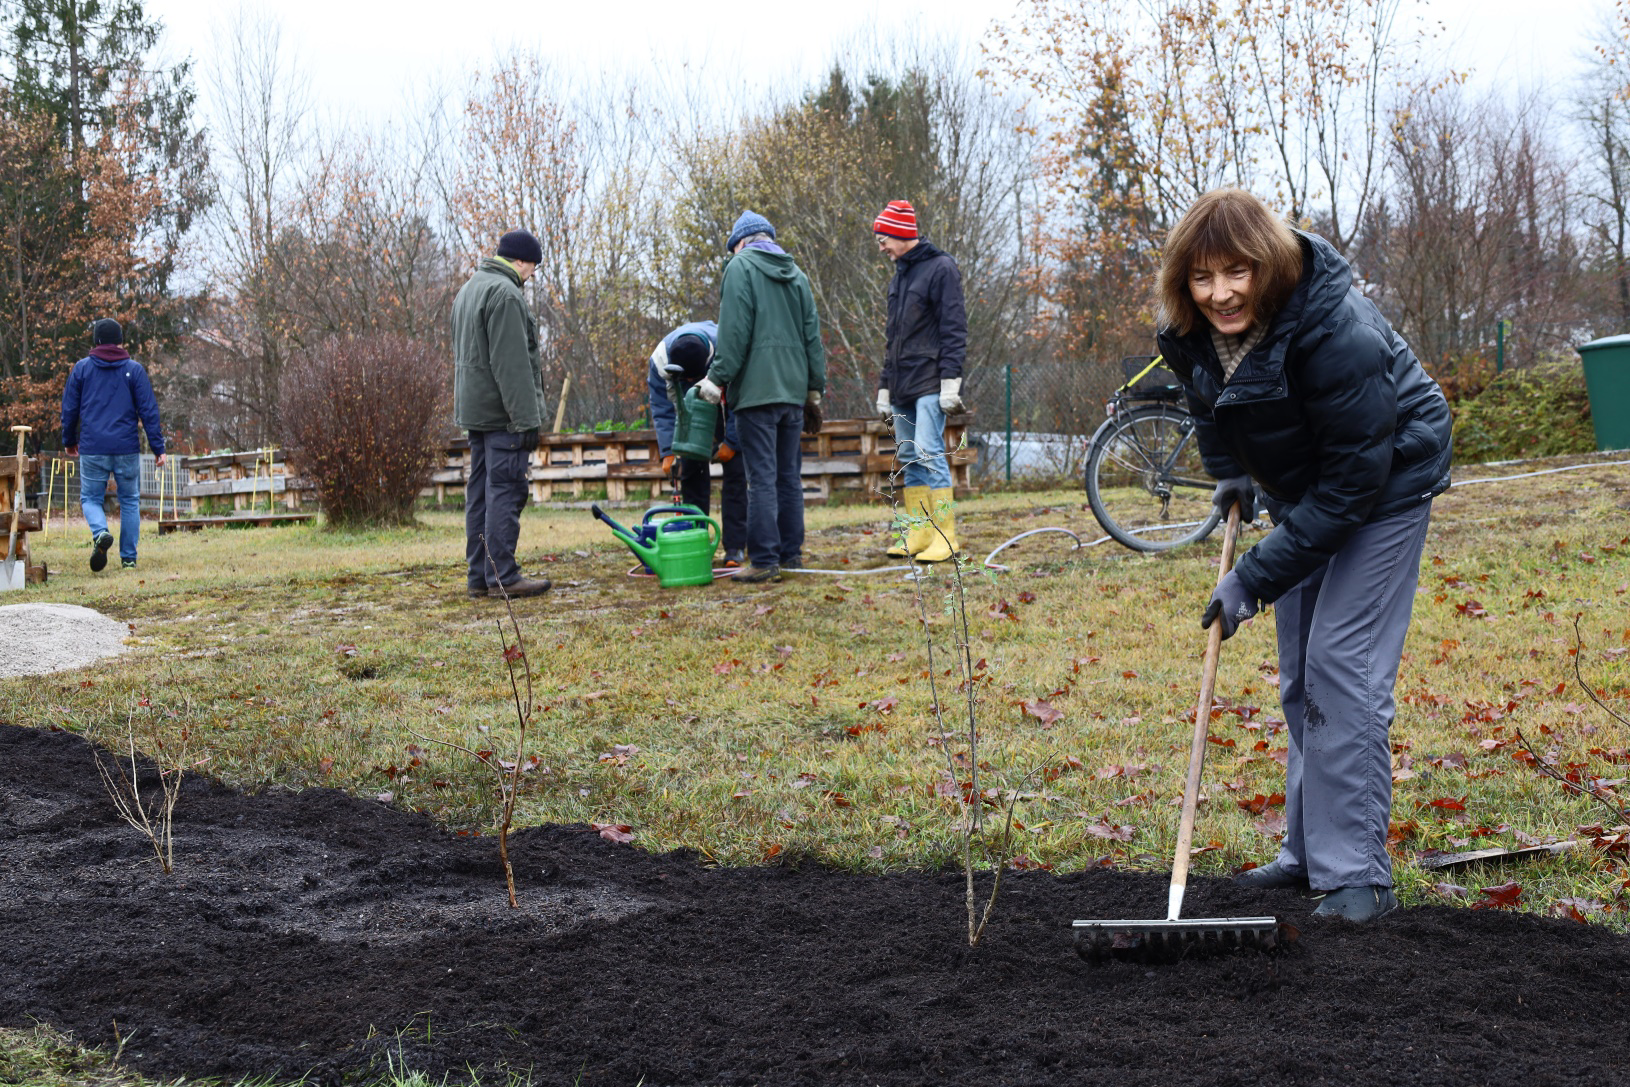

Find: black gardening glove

[1201,568,1259,640]
[802,401,824,435]
[518,428,540,453]
[1211,474,1255,521]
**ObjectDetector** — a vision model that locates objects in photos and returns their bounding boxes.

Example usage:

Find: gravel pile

[0,603,128,678]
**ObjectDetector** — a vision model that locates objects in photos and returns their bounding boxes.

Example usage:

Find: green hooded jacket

[452,257,544,432]
[705,247,826,411]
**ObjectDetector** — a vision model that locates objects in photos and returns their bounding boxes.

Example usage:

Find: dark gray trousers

[1272,499,1433,891]
[466,430,532,590]
[735,403,806,568]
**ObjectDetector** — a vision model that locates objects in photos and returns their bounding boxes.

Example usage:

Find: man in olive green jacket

[452,229,550,599]
[696,211,826,583]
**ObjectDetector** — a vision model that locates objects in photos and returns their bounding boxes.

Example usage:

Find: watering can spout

[591,503,660,565]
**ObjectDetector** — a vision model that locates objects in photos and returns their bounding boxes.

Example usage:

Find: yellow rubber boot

[913,487,959,563]
[887,485,933,557]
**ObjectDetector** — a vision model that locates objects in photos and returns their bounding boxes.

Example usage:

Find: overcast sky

[142,0,1615,129]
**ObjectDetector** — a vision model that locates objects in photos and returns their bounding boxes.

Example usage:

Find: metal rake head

[1072,916,1283,965]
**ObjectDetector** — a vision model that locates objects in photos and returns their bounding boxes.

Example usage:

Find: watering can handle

[643,504,705,521]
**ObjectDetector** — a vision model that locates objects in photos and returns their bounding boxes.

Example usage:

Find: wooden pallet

[423,418,973,505]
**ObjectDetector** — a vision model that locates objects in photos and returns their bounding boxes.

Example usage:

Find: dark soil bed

[3,723,1627,1086]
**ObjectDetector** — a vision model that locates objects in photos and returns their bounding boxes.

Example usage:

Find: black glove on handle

[1201,567,1259,639]
[802,402,824,435]
[518,429,541,453]
[1211,475,1254,520]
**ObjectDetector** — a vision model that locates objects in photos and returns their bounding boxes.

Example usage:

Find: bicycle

[1083,355,1223,552]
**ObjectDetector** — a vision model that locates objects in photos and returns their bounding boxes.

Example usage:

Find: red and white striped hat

[873,200,918,239]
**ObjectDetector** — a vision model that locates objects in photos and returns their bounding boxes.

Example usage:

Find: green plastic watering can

[592,503,720,587]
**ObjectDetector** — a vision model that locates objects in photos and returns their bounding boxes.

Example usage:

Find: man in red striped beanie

[873,199,968,563]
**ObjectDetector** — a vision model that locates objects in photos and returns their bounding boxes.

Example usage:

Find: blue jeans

[79,454,143,562]
[734,403,805,568]
[891,393,952,489]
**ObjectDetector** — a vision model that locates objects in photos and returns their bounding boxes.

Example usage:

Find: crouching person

[647,320,747,566]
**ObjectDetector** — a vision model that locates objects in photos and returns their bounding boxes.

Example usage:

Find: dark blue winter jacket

[880,240,967,405]
[60,347,166,457]
[1157,231,1451,604]
[647,321,738,455]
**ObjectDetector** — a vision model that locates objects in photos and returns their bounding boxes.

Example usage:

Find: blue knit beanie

[496,229,543,264]
[92,318,123,345]
[726,211,775,253]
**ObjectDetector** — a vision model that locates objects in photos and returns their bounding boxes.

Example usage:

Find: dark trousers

[679,454,747,556]
[465,430,532,590]
[734,403,805,568]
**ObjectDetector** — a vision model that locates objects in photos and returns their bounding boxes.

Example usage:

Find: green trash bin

[1577,334,1630,451]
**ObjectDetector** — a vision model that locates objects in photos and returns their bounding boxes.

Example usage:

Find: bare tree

[1578,16,1630,330]
[199,4,313,447]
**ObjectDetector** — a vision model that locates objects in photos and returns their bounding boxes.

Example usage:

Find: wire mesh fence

[964,360,1127,485]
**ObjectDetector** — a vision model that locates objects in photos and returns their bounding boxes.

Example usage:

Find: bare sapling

[413,545,540,907]
[891,460,1044,947]
[94,709,194,874]
[1515,615,1630,827]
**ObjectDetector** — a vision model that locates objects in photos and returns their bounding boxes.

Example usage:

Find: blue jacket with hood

[61,346,165,457]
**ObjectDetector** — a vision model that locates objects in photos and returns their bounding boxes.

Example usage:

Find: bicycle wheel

[1085,403,1222,552]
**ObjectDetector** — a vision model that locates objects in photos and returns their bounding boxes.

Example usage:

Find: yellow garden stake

[266,447,279,513]
[42,457,57,538]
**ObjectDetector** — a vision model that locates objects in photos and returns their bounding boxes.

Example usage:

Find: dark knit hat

[726,211,775,253]
[92,318,124,345]
[873,200,918,239]
[667,333,713,382]
[496,229,543,264]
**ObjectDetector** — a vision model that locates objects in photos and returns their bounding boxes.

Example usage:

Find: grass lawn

[4,456,1628,921]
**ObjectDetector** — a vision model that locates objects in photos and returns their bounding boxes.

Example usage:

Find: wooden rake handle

[1168,502,1242,920]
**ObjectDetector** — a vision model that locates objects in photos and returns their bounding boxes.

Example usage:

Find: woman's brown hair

[1157,188,1304,336]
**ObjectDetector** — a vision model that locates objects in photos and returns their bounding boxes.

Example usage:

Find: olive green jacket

[705,247,826,410]
[452,257,544,432]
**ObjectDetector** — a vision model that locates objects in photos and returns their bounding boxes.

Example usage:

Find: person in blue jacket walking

[60,319,167,572]
[646,320,746,566]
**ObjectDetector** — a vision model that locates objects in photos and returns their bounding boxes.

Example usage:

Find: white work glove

[695,376,724,405]
[806,390,822,407]
[939,377,966,415]
[875,388,892,422]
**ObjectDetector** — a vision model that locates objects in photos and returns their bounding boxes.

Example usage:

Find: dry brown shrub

[280,335,447,527]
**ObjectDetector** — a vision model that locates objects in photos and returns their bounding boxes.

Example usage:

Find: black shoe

[89,531,114,572]
[1234,860,1310,890]
[1312,885,1397,922]
[489,576,551,599]
[121,559,137,570]
[736,565,782,584]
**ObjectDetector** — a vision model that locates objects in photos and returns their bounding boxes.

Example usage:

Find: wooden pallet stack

[1,441,45,585]
[423,419,973,505]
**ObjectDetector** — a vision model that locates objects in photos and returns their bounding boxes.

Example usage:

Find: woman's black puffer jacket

[1156,232,1452,604]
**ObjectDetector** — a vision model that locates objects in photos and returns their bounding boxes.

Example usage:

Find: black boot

[1234,859,1309,890]
[1312,885,1397,922]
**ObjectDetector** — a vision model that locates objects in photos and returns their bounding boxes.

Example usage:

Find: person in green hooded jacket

[695,211,826,584]
[452,229,551,600]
